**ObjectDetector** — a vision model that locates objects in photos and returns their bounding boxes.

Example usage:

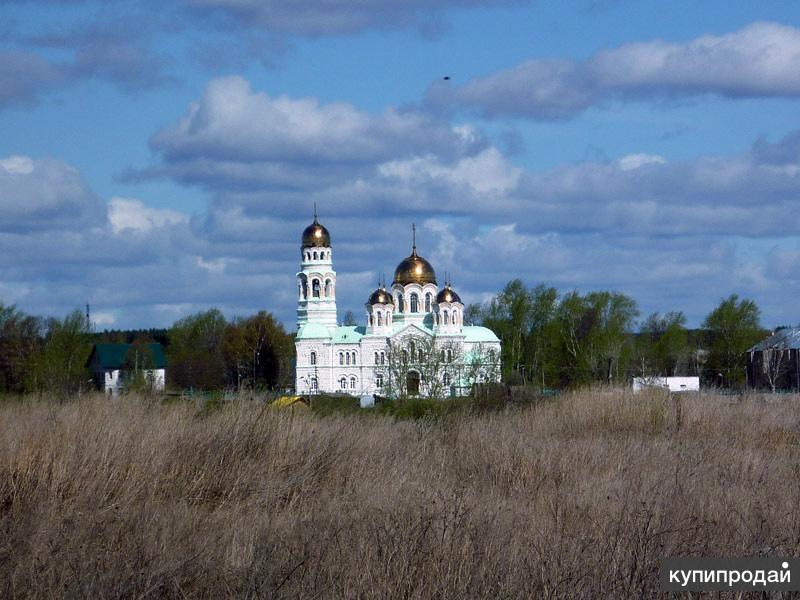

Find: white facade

[632,376,700,393]
[101,368,166,396]
[294,218,501,397]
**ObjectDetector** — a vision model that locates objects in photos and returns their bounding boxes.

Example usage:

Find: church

[294,214,501,397]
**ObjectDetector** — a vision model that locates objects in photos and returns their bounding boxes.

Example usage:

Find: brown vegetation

[2,390,800,598]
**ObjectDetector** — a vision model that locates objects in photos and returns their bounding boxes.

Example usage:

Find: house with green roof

[87,343,167,396]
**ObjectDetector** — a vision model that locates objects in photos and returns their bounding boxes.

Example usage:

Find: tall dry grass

[2,390,800,598]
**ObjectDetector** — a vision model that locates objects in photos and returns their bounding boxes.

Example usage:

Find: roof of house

[462,326,501,344]
[88,343,167,369]
[748,327,800,352]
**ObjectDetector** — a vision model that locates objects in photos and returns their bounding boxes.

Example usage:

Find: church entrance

[406,371,420,396]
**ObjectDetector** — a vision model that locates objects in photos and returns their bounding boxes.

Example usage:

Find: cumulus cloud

[0,155,107,232]
[109,198,189,234]
[0,51,67,108]
[426,21,800,119]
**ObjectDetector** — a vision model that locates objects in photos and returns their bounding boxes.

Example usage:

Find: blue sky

[2,0,800,330]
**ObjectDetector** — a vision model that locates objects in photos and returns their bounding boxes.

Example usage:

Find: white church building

[294,215,501,397]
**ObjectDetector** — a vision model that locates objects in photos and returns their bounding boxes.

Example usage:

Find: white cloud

[108,197,188,234]
[426,21,800,119]
[616,153,667,171]
[0,155,35,175]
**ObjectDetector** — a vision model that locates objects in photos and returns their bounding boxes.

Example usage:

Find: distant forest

[0,278,772,396]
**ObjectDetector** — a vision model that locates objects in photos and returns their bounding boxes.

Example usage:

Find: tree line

[0,280,771,396]
[0,306,294,397]
[465,280,766,389]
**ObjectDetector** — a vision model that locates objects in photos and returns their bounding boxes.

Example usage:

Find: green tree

[0,304,43,393]
[167,309,228,390]
[637,311,689,376]
[27,309,92,397]
[122,338,158,395]
[222,311,294,390]
[702,294,763,388]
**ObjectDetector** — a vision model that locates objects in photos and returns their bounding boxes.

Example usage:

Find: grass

[2,389,800,597]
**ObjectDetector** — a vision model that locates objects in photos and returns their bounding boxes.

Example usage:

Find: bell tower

[297,208,337,330]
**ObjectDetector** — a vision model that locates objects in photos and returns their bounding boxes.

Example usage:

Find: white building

[632,376,700,393]
[88,343,167,396]
[294,216,501,397]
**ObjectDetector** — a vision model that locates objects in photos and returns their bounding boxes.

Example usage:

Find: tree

[378,334,465,399]
[122,338,159,395]
[0,304,43,393]
[222,311,294,390]
[343,311,358,326]
[637,311,689,377]
[702,294,763,388]
[27,309,92,397]
[167,309,228,390]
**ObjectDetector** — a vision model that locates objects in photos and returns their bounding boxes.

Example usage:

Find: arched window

[350,377,356,389]
[443,310,449,325]
[346,352,351,365]
[368,315,373,326]
[352,352,357,364]
[447,349,453,362]
[410,293,419,313]
[425,293,432,312]
[402,350,409,362]
[300,277,308,299]
[310,351,316,365]
[418,349,423,362]
[443,372,451,386]
[313,251,318,260]
[312,279,320,298]
[376,374,383,388]
[340,377,347,389]
[452,309,458,324]
[374,352,379,364]
[377,312,383,326]
[324,279,332,298]
[380,352,385,365]
[311,377,318,391]
[339,352,344,365]
[397,295,405,312]
[409,341,415,356]
[440,349,445,361]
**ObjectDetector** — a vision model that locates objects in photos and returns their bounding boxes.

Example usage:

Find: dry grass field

[2,390,800,598]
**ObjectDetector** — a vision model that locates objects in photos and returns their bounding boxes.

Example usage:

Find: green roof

[296,322,333,340]
[462,326,501,343]
[332,325,365,343]
[89,343,167,369]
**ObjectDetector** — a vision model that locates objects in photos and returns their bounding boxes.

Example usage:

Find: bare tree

[377,334,463,399]
[762,346,789,393]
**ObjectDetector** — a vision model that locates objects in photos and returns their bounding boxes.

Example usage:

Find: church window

[410,293,419,313]
[398,295,404,312]
[339,352,344,365]
[376,375,383,388]
[310,351,316,365]
[374,352,379,364]
[440,349,445,361]
[380,352,385,365]
[311,377,318,391]
[402,350,409,362]
[418,349,424,362]
[350,377,356,389]
[409,341,415,356]
[443,310,449,325]
[447,349,453,362]
[340,377,347,389]
[377,312,383,326]
[346,352,351,365]
[314,251,319,260]
[443,372,451,386]
[353,352,358,364]
[312,279,320,298]
[425,293,432,312]
[325,279,332,297]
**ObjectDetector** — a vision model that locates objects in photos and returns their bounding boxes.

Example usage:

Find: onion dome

[393,248,437,286]
[301,217,331,248]
[368,287,394,305]
[436,284,462,304]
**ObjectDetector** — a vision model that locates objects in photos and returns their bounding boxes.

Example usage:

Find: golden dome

[368,288,394,305]
[301,218,330,248]
[393,248,437,286]
[436,284,462,304]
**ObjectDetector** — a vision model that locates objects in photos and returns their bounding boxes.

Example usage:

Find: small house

[746,328,800,392]
[87,343,167,396]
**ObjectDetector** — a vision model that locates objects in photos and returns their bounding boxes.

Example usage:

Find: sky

[2,0,800,331]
